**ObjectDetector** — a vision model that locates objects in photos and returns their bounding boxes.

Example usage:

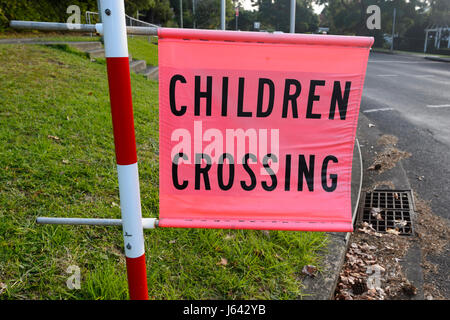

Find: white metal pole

[193,0,196,28]
[10,20,158,35]
[36,217,158,228]
[10,20,97,32]
[290,0,296,33]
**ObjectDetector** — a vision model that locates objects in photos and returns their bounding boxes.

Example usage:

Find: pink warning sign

[158,29,373,231]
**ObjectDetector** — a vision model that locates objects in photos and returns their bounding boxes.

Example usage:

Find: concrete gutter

[424,56,450,63]
[301,138,363,300]
[355,112,425,300]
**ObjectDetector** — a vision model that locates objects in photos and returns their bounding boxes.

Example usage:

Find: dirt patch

[362,180,396,192]
[335,191,450,300]
[335,225,414,300]
[377,135,398,146]
[414,194,449,256]
[367,135,411,173]
[414,193,450,300]
[368,148,411,173]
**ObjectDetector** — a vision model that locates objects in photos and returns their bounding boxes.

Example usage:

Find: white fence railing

[85,11,159,38]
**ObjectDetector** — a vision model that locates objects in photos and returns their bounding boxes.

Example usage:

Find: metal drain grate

[357,190,415,236]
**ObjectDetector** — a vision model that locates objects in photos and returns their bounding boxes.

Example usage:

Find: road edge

[301,138,363,300]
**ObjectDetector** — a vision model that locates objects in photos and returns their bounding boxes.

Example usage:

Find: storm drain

[357,190,416,236]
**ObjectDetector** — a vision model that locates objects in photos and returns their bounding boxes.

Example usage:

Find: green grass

[0,32,159,66]
[0,43,327,300]
[0,31,101,42]
[127,35,158,66]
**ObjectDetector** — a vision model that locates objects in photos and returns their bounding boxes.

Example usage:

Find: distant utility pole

[221,0,225,30]
[193,0,196,28]
[96,0,102,22]
[96,0,103,42]
[235,6,239,30]
[180,0,183,28]
[290,0,296,33]
[390,8,396,51]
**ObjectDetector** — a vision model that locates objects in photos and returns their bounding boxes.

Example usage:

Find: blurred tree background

[316,0,449,52]
[1,0,448,53]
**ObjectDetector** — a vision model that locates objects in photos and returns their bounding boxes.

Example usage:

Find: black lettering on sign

[195,153,212,190]
[285,154,292,191]
[329,81,351,120]
[221,77,229,117]
[282,79,301,118]
[237,77,252,117]
[262,153,278,191]
[322,155,338,192]
[306,80,325,119]
[169,74,187,116]
[217,153,235,191]
[298,154,314,192]
[257,78,275,117]
[172,153,188,190]
[241,153,257,191]
[195,76,212,116]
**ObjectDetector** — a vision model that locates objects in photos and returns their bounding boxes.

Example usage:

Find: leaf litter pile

[367,135,411,173]
[414,194,450,300]
[335,192,450,300]
[335,227,414,300]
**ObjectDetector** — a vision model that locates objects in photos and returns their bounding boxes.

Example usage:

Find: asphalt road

[362,52,450,221]
[361,52,450,298]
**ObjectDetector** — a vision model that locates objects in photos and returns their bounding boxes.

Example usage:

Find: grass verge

[372,47,450,58]
[0,43,326,299]
[0,31,101,42]
[127,35,158,66]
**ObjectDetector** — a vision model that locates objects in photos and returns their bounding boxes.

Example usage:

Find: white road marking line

[426,104,450,108]
[412,74,434,78]
[369,61,439,63]
[363,108,394,113]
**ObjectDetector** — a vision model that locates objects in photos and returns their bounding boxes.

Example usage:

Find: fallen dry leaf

[370,208,383,221]
[362,222,376,231]
[386,228,400,235]
[394,220,408,228]
[217,258,228,266]
[302,265,318,277]
[368,164,382,171]
[274,253,284,261]
[0,282,6,295]
[47,135,60,141]
[374,232,383,237]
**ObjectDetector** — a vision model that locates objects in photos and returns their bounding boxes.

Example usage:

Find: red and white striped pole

[99,0,148,300]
